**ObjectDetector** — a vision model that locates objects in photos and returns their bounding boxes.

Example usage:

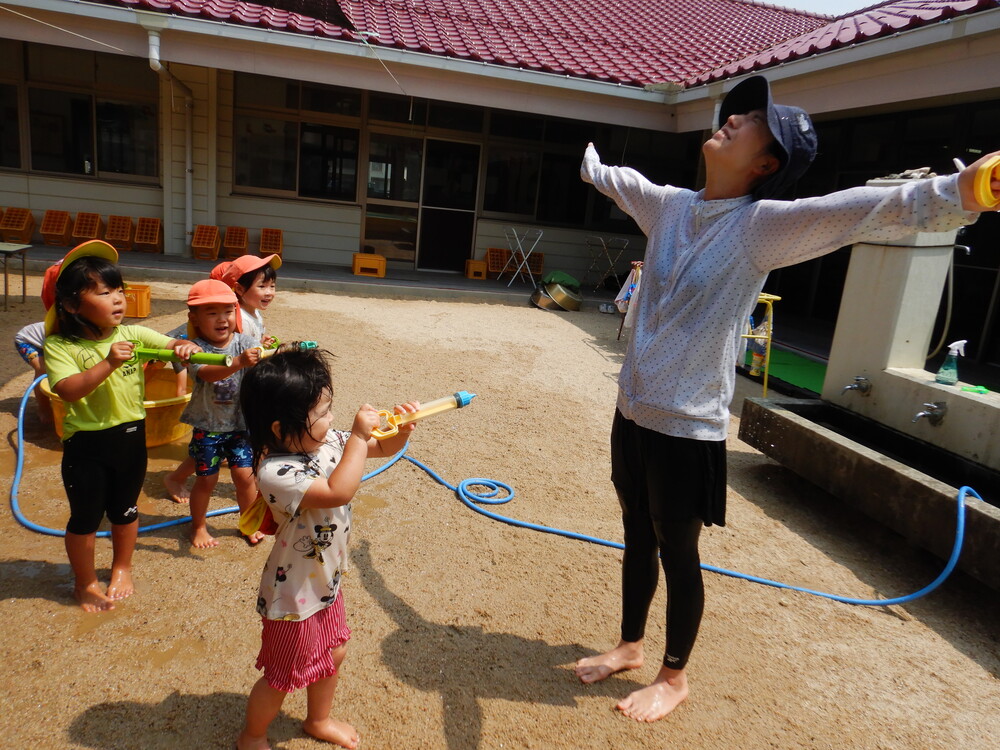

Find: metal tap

[912,401,947,426]
[841,376,872,396]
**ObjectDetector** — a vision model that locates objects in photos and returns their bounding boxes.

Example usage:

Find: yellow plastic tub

[41,367,192,447]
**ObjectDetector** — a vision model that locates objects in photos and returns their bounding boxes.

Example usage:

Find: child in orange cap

[42,241,201,612]
[163,253,280,503]
[181,279,264,548]
[211,253,281,346]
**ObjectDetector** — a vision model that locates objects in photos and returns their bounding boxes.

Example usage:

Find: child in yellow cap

[43,241,200,612]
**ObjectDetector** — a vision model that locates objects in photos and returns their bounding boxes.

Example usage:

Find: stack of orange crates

[133,217,163,253]
[259,228,283,258]
[40,210,72,246]
[104,215,135,251]
[71,212,104,243]
[0,207,35,243]
[223,226,249,258]
[191,225,221,260]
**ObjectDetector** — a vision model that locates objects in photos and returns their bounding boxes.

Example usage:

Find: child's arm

[167,338,202,362]
[299,405,381,510]
[192,346,260,383]
[51,339,135,402]
[367,401,419,458]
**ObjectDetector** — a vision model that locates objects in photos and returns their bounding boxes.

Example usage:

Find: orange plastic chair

[191,225,221,260]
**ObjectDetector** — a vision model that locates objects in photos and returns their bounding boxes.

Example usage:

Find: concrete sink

[739,397,1000,592]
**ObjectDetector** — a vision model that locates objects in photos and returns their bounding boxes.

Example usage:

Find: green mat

[764,347,828,394]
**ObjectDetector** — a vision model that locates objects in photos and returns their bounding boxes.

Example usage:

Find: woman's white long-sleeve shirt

[581,145,976,441]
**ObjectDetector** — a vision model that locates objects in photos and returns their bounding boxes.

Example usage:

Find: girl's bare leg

[29,357,53,426]
[189,474,219,548]
[107,519,138,600]
[236,677,286,750]
[65,531,114,612]
[164,456,195,504]
[303,644,358,748]
[232,466,264,545]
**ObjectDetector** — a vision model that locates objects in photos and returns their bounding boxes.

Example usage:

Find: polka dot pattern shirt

[581,144,977,441]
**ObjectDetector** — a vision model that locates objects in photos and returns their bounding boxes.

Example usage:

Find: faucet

[841,376,872,396]
[912,401,947,426]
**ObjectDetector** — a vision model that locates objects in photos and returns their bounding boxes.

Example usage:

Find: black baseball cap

[718,75,818,200]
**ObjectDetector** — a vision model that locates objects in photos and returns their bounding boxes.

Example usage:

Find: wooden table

[0,242,30,311]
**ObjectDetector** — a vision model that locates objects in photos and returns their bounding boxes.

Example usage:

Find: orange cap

[211,254,281,289]
[186,279,243,339]
[43,240,120,335]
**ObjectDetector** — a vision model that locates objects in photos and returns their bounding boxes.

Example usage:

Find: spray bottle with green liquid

[935,340,967,385]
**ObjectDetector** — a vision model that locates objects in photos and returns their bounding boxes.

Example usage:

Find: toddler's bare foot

[74,581,115,612]
[242,531,266,546]
[303,717,359,749]
[190,527,218,548]
[107,567,135,600]
[617,667,688,722]
[575,641,643,684]
[235,731,271,750]
[164,474,190,504]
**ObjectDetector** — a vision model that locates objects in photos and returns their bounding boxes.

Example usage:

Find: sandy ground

[0,272,998,750]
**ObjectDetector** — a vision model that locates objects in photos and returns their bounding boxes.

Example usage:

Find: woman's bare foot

[235,731,271,750]
[617,666,688,722]
[164,474,190,504]
[575,640,644,684]
[107,567,134,600]
[303,717,359,749]
[190,527,218,548]
[74,581,115,612]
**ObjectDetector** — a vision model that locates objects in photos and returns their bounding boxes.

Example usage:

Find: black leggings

[62,420,147,535]
[611,411,725,670]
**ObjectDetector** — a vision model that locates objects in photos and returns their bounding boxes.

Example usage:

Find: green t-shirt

[44,325,173,440]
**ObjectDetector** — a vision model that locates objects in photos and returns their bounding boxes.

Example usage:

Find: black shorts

[610,410,727,527]
[62,420,147,535]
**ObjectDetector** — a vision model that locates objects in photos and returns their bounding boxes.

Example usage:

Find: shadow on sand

[353,538,641,750]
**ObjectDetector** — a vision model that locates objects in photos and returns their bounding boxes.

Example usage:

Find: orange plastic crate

[71,212,103,242]
[104,215,134,251]
[133,217,163,253]
[352,252,386,278]
[464,259,487,280]
[259,228,283,257]
[40,210,72,246]
[223,226,248,259]
[0,207,35,243]
[124,283,151,318]
[485,247,509,275]
[191,225,221,260]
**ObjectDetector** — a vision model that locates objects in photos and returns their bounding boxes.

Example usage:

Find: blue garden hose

[10,376,974,607]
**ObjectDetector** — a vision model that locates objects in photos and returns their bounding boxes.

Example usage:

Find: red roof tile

[91,0,997,88]
[691,1,1000,84]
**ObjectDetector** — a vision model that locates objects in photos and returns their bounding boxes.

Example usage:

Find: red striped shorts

[255,590,351,693]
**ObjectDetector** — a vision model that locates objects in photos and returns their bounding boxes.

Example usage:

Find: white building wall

[215,70,363,266]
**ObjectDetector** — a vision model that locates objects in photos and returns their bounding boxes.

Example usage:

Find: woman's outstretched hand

[958,151,1000,212]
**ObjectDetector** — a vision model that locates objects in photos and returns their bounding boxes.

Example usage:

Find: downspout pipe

[147,29,194,249]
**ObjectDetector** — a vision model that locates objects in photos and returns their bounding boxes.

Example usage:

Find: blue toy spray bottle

[935,340,966,385]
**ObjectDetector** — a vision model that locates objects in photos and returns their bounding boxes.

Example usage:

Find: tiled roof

[691,1,1000,84]
[94,0,997,88]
